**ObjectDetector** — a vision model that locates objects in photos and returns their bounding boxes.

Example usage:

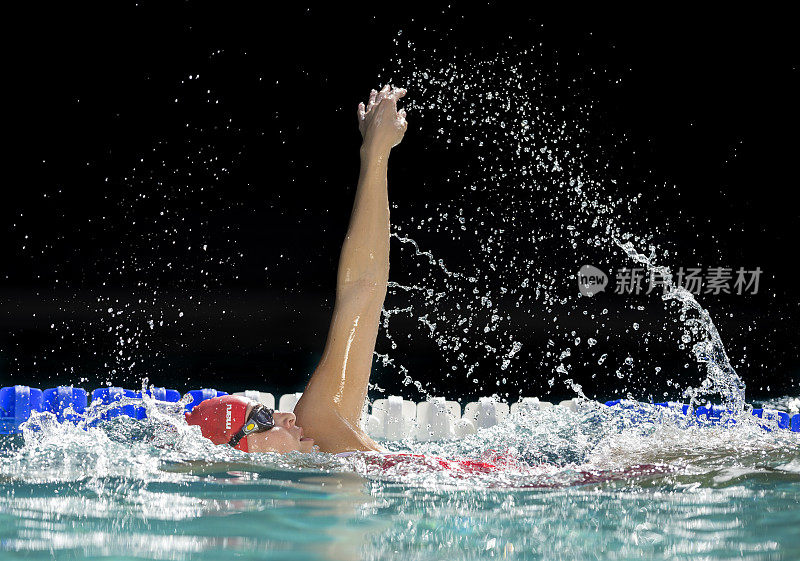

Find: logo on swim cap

[185,395,251,452]
[577,264,608,297]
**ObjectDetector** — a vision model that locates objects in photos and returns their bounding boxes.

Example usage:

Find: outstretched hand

[358,84,407,156]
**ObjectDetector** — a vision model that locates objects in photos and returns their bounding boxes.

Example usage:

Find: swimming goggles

[228,404,275,447]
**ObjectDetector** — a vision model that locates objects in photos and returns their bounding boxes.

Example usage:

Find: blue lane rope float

[604,399,796,432]
[43,386,87,423]
[0,386,43,434]
[91,387,140,421]
[1,385,798,435]
[1,385,223,434]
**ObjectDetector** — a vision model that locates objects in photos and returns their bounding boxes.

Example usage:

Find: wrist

[360,143,390,163]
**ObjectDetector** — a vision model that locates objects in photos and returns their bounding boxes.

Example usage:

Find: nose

[274,411,296,429]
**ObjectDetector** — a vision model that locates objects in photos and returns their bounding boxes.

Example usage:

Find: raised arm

[294,85,407,453]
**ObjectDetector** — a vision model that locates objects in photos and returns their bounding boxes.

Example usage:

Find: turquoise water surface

[1,396,799,560]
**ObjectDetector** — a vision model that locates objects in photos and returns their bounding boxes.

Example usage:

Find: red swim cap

[185,395,251,452]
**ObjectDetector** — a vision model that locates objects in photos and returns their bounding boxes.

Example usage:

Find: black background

[1,3,798,404]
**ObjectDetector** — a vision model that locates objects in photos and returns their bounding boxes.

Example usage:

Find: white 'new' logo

[226,404,232,430]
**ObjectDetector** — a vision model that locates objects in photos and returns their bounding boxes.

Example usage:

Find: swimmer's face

[244,402,315,454]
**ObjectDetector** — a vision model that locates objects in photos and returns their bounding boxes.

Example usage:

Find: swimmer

[186,84,408,454]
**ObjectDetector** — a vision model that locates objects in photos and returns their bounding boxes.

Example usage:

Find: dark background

[1,3,797,404]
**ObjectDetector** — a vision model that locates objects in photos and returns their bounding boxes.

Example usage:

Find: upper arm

[294,277,385,443]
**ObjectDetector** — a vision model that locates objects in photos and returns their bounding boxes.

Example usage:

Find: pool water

[1,397,799,560]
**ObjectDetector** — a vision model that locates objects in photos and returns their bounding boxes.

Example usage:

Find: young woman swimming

[186,84,407,455]
[181,86,675,487]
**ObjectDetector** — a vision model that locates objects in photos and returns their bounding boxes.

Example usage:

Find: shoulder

[295,404,384,454]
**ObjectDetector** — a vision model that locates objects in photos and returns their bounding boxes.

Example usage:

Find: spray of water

[614,239,746,412]
[370,29,749,412]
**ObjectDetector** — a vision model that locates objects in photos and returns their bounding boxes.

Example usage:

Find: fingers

[359,85,408,120]
[389,88,407,125]
[374,85,391,108]
[381,85,406,103]
[396,108,408,131]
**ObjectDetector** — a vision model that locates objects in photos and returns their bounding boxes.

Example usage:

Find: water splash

[615,239,746,412]
[373,26,751,411]
[4,392,797,492]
